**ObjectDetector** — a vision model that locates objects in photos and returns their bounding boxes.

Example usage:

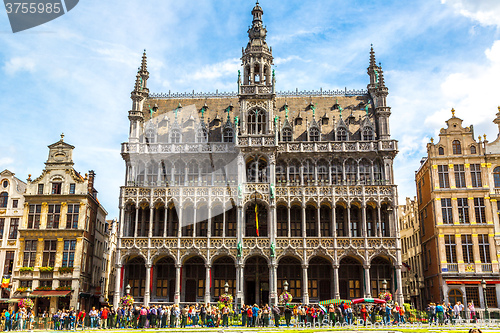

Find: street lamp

[382,279,388,292]
[283,280,289,291]
[224,282,229,294]
[125,284,131,295]
[481,279,489,320]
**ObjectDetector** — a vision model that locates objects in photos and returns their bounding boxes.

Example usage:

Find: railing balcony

[447,263,458,272]
[482,263,493,272]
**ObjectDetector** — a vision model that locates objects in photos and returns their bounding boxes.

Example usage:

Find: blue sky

[1,0,500,218]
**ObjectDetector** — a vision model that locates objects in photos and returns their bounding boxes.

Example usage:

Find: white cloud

[3,57,36,75]
[0,157,14,167]
[442,0,500,27]
[190,58,240,81]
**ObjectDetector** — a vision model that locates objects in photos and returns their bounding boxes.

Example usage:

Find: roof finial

[451,108,455,117]
[60,133,64,141]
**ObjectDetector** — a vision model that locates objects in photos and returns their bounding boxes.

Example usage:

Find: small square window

[51,183,62,195]
[12,200,18,208]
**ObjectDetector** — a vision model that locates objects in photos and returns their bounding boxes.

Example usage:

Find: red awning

[446,280,500,285]
[29,290,71,298]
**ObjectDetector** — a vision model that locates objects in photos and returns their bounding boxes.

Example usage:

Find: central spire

[240,2,274,89]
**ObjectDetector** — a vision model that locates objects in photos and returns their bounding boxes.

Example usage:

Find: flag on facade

[1,276,10,288]
[255,203,259,237]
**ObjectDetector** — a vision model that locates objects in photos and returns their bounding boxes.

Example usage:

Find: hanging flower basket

[56,286,72,291]
[19,267,34,272]
[279,291,293,304]
[16,287,28,293]
[217,293,233,309]
[379,291,392,303]
[18,298,34,309]
[120,294,134,306]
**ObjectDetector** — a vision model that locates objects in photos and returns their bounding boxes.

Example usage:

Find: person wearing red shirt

[360,304,368,325]
[101,307,109,329]
[77,310,86,329]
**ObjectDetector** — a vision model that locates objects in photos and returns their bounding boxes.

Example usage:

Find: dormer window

[337,128,347,141]
[38,184,44,195]
[438,147,444,155]
[171,129,181,143]
[309,127,320,141]
[51,182,62,195]
[196,128,208,143]
[223,128,234,143]
[282,128,292,142]
[470,145,477,154]
[69,183,76,194]
[362,128,374,141]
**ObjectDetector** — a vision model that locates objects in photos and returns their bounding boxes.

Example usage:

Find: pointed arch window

[246,156,268,183]
[223,128,234,143]
[359,160,371,185]
[170,129,181,143]
[438,147,445,155]
[309,127,320,141]
[282,128,292,142]
[331,160,342,185]
[337,128,347,141]
[276,161,286,183]
[196,128,208,143]
[452,140,462,154]
[374,161,384,184]
[174,160,185,186]
[146,162,158,185]
[247,108,266,134]
[187,161,199,184]
[303,160,315,184]
[362,127,374,141]
[317,160,329,183]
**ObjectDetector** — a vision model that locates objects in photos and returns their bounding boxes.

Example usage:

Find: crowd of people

[426,301,478,324]
[0,300,486,330]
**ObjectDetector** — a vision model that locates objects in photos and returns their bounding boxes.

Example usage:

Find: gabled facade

[416,108,500,311]
[0,169,26,305]
[12,135,107,313]
[116,2,402,308]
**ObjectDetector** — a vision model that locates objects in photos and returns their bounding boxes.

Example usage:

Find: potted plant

[16,287,28,293]
[18,298,34,309]
[58,267,74,274]
[35,286,52,291]
[56,286,72,291]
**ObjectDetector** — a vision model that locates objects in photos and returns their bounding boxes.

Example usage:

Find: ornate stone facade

[12,136,108,312]
[416,108,500,310]
[115,2,402,307]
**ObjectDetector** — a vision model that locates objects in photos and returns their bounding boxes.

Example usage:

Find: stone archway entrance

[244,256,269,306]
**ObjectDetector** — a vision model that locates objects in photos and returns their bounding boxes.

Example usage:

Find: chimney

[88,170,96,197]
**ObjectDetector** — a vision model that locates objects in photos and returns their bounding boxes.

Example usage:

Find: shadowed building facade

[115,3,402,307]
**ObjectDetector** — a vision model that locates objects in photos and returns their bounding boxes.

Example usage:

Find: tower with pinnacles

[116,1,403,309]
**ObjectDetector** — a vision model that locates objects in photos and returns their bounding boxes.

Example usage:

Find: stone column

[163,206,168,237]
[302,264,309,304]
[332,204,337,237]
[364,264,371,298]
[149,206,154,238]
[114,263,122,310]
[377,205,382,237]
[362,204,367,237]
[144,263,151,306]
[134,205,139,238]
[333,264,340,299]
[174,264,181,304]
[287,206,291,238]
[395,264,404,305]
[317,206,321,238]
[347,205,352,237]
[119,205,125,238]
[269,262,277,306]
[205,264,211,304]
[301,203,306,238]
[236,263,244,306]
[177,206,183,238]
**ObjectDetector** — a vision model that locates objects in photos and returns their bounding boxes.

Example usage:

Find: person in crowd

[435,302,444,325]
[272,303,280,327]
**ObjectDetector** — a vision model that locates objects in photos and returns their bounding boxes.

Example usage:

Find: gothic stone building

[115,3,402,307]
